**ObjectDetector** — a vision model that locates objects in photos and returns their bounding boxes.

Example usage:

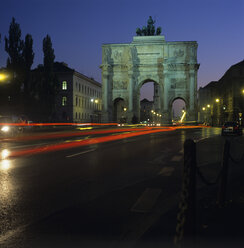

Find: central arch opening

[172,98,186,123]
[139,80,160,124]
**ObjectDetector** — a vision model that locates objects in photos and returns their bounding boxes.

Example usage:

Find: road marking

[9,143,48,149]
[171,155,182,162]
[66,148,95,158]
[131,188,161,213]
[158,166,175,176]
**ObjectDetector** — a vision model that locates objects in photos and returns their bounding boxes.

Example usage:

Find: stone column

[128,71,134,123]
[188,65,198,121]
[189,70,195,111]
[101,68,109,122]
[161,69,171,124]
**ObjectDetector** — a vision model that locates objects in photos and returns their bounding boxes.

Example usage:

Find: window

[62,81,67,90]
[79,83,81,92]
[75,97,78,106]
[62,96,67,106]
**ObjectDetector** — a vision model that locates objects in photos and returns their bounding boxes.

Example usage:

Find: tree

[5,17,24,75]
[4,17,24,112]
[23,34,34,72]
[22,34,35,112]
[23,34,34,93]
[43,34,55,93]
[41,34,58,121]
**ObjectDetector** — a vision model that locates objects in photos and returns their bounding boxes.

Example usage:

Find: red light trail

[2,125,204,159]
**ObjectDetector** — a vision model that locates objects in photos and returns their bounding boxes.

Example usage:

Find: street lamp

[242,89,244,95]
[215,98,220,103]
[123,107,127,112]
[0,73,9,82]
[202,107,206,111]
[207,104,210,108]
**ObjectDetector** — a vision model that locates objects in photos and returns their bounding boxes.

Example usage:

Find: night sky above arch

[1,0,243,100]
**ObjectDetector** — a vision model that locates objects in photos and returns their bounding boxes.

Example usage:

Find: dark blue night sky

[1,0,244,102]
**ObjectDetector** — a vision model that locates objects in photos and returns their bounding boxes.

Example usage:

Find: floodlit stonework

[101,35,199,123]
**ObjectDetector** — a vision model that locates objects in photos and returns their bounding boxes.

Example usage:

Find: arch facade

[101,36,199,123]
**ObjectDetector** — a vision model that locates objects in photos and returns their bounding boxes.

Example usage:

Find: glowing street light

[215,98,220,103]
[94,99,99,104]
[0,73,9,82]
[242,89,244,94]
[123,107,127,112]
[207,104,210,108]
[202,107,206,111]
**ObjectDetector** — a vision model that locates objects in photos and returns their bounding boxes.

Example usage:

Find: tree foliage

[38,34,58,121]
[23,34,34,72]
[5,17,24,73]
[43,35,56,94]
[4,17,35,115]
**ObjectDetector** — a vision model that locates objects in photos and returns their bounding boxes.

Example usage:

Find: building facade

[54,62,102,122]
[198,60,244,126]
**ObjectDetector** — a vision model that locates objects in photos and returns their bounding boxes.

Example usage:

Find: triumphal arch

[101,18,199,124]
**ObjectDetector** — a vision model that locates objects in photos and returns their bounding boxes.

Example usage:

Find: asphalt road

[0,126,228,247]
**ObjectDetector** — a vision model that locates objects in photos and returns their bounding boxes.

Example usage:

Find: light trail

[5,127,176,158]
[0,122,118,127]
[0,127,168,142]
[2,125,205,159]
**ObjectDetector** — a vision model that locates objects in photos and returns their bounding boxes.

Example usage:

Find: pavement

[1,133,244,248]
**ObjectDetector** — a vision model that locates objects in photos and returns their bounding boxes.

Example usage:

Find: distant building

[54,62,102,122]
[140,98,153,122]
[198,60,244,126]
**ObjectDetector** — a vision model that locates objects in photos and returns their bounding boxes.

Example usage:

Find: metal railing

[174,137,244,247]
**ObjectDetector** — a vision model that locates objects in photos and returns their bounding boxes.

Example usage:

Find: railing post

[218,139,230,207]
[175,139,197,247]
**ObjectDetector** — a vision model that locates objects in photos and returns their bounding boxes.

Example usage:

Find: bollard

[174,139,197,248]
[218,139,230,207]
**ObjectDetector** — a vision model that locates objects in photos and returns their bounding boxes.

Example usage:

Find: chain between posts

[174,137,244,247]
[196,166,222,186]
[229,151,244,164]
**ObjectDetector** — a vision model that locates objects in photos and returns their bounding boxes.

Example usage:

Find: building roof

[219,60,244,81]
[32,62,101,87]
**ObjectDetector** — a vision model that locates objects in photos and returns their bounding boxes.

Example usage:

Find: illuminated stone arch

[101,36,199,124]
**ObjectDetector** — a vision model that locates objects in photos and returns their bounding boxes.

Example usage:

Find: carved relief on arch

[112,81,128,90]
[170,78,187,89]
